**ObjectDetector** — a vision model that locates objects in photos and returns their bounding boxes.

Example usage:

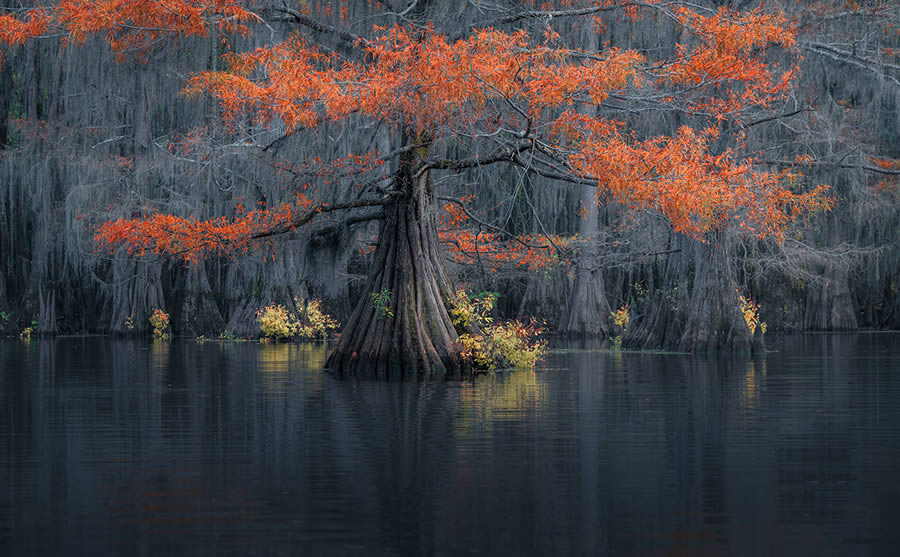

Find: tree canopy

[2,0,831,253]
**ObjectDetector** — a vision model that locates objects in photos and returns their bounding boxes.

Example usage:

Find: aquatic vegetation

[257,304,298,340]
[297,299,340,340]
[451,289,546,370]
[450,290,498,330]
[738,293,767,335]
[257,300,339,341]
[611,304,630,350]
[149,309,171,339]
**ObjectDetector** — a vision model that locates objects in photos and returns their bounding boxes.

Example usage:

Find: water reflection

[1,334,899,556]
[740,356,765,410]
[456,370,543,434]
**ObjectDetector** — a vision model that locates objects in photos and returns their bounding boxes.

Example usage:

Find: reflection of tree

[258,342,329,393]
[740,357,766,410]
[455,371,543,435]
[150,339,169,372]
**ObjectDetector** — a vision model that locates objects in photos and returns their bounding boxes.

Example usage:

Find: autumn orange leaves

[559,119,833,240]
[1,0,833,261]
[185,24,645,137]
[95,203,300,264]
[0,1,256,55]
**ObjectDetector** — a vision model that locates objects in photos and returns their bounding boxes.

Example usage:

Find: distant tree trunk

[104,260,167,334]
[558,24,611,338]
[0,59,10,147]
[37,287,57,336]
[174,264,225,336]
[625,234,762,352]
[803,264,858,330]
[559,188,611,337]
[677,239,758,352]
[326,150,465,379]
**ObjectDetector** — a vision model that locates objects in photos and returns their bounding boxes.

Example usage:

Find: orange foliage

[0,9,48,48]
[439,198,568,271]
[0,1,256,61]
[94,199,311,263]
[184,25,645,134]
[2,0,833,259]
[559,117,833,239]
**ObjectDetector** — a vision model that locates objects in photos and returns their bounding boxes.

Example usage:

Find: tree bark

[677,240,757,353]
[326,151,465,379]
[559,190,611,337]
[625,234,763,353]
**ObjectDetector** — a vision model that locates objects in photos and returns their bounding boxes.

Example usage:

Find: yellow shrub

[149,309,170,339]
[738,293,767,335]
[612,304,630,330]
[256,304,300,340]
[257,300,340,341]
[610,304,629,350]
[451,289,546,370]
[450,289,497,329]
[296,299,340,340]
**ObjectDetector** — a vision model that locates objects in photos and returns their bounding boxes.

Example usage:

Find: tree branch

[250,196,396,241]
[452,4,623,40]
[800,41,900,87]
[437,196,554,252]
[417,141,532,177]
[273,6,366,47]
[743,107,813,128]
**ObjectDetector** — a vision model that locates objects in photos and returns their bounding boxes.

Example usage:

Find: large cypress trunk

[625,234,763,353]
[677,240,758,353]
[326,152,464,379]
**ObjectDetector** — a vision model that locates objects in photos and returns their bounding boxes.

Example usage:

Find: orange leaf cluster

[0,1,256,61]
[439,200,568,271]
[664,6,797,115]
[94,201,309,263]
[442,230,568,271]
[559,115,833,239]
[185,24,645,134]
[0,9,48,48]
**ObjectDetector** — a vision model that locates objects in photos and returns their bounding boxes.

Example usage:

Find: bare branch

[272,6,366,47]
[249,196,395,241]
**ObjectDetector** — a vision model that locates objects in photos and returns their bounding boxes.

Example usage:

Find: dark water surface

[2,334,899,556]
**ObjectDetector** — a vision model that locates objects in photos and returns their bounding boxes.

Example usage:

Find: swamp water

[2,333,899,556]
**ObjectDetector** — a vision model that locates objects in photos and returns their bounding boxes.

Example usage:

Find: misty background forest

[1,0,898,349]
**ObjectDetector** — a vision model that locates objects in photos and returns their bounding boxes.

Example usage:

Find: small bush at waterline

[149,309,170,339]
[256,300,340,341]
[610,304,629,350]
[450,289,546,371]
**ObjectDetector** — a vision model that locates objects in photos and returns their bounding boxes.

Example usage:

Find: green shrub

[370,289,394,319]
